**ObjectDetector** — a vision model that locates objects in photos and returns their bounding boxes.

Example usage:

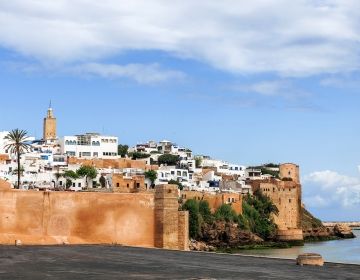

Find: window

[116,183,120,187]
[177,171,181,176]
[232,198,235,202]
[182,171,187,177]
[289,199,292,203]
[136,183,140,188]
[127,184,129,188]
[78,183,81,188]
[171,171,175,175]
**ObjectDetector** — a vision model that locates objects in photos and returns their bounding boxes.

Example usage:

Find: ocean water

[239,229,360,264]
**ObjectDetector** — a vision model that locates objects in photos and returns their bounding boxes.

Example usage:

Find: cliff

[302,207,355,240]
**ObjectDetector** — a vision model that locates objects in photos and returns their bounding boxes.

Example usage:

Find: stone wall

[181,190,242,215]
[0,183,188,250]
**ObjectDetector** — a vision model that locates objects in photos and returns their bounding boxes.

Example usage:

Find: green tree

[168,179,183,190]
[158,154,179,166]
[144,170,157,188]
[118,144,129,158]
[240,192,279,240]
[182,199,200,239]
[215,204,239,223]
[76,166,97,189]
[194,156,202,168]
[128,151,150,159]
[4,129,31,188]
[63,170,79,189]
[199,200,213,224]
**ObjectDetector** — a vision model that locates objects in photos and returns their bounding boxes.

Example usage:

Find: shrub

[215,204,239,223]
[182,199,200,239]
[199,200,213,224]
[158,154,179,166]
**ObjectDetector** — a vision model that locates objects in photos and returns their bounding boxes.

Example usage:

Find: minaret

[43,101,57,140]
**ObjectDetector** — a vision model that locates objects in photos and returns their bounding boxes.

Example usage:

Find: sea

[239,229,360,264]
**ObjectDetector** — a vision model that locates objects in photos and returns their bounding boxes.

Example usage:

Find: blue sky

[1,0,360,221]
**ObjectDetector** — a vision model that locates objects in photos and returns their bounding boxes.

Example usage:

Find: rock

[189,239,212,251]
[297,253,324,266]
[334,223,355,238]
[200,221,264,248]
[15,240,22,246]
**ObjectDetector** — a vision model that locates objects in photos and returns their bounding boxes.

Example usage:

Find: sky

[0,0,360,221]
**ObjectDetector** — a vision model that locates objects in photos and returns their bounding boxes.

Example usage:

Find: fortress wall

[181,191,242,215]
[0,184,189,250]
[0,189,156,247]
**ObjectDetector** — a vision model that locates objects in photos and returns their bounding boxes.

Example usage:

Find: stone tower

[279,163,299,183]
[43,103,57,140]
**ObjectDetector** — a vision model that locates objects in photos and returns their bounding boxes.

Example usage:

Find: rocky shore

[303,223,355,241]
[302,207,355,241]
[189,220,289,252]
[189,208,356,252]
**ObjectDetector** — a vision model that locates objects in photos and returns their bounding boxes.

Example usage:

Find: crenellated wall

[0,181,188,250]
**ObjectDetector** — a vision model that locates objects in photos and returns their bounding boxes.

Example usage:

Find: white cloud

[304,170,360,207]
[0,0,360,76]
[3,61,184,84]
[304,170,360,189]
[304,195,330,208]
[71,63,185,84]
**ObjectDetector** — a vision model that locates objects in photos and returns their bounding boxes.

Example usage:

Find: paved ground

[0,245,359,279]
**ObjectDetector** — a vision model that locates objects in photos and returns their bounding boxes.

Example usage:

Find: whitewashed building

[60,133,118,159]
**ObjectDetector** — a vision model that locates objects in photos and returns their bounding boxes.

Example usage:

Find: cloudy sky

[1,0,360,220]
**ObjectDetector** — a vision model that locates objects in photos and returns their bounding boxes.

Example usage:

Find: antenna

[49,100,52,108]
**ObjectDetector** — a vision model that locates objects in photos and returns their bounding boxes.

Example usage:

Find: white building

[60,133,118,159]
[202,158,246,177]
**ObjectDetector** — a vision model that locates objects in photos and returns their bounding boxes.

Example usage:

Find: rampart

[180,190,242,215]
[0,181,188,250]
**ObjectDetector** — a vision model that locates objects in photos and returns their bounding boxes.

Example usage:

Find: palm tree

[4,129,31,189]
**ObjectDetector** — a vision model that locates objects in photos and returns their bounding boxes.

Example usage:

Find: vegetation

[215,204,239,223]
[302,207,323,229]
[144,170,157,187]
[168,179,183,190]
[240,191,278,240]
[63,170,79,189]
[263,163,279,168]
[182,190,279,241]
[158,154,179,166]
[260,167,279,178]
[117,144,129,158]
[194,156,202,168]
[76,166,97,189]
[182,199,201,238]
[128,151,150,159]
[4,129,31,188]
